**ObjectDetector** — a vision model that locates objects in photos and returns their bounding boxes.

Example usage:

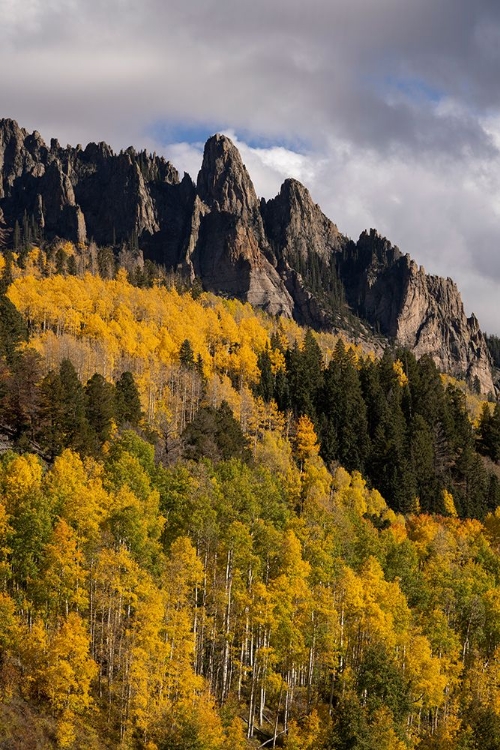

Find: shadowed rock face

[0,119,494,391]
[189,134,294,317]
[338,229,493,392]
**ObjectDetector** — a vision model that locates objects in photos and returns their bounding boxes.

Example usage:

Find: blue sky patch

[145,120,224,146]
[387,75,444,104]
[146,120,310,153]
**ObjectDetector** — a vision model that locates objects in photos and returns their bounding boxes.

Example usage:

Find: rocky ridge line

[0,118,494,392]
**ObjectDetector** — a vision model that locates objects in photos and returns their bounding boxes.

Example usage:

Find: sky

[2,0,500,332]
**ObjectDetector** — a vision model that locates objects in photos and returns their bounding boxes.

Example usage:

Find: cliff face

[338,229,494,392]
[0,118,494,391]
[0,118,193,264]
[188,134,293,317]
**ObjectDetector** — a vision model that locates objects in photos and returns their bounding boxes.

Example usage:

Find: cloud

[2,0,500,330]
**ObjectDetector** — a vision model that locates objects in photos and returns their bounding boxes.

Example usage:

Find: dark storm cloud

[3,0,500,155]
[3,0,500,329]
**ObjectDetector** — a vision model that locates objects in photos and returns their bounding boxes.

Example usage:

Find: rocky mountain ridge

[0,118,494,392]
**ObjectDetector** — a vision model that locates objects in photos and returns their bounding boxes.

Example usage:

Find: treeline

[5,258,500,521]
[1,246,500,747]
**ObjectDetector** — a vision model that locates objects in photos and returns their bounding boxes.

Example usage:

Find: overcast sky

[2,0,500,332]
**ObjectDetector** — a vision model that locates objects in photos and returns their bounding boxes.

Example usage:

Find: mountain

[0,118,494,392]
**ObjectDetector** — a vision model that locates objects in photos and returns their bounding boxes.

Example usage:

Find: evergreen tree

[0,293,28,364]
[38,370,65,459]
[477,403,500,462]
[12,221,20,252]
[115,371,142,426]
[285,331,323,419]
[485,333,500,369]
[182,401,249,462]
[3,349,43,446]
[214,401,250,461]
[409,414,437,512]
[179,339,195,370]
[59,359,92,454]
[255,345,274,402]
[85,373,116,448]
[0,249,13,291]
[368,350,416,513]
[359,357,386,440]
[319,339,369,472]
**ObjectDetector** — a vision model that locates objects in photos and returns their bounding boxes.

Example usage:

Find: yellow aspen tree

[403,632,447,715]
[1,453,43,513]
[294,415,320,467]
[45,612,98,747]
[270,530,312,732]
[368,707,408,750]
[163,537,204,701]
[0,502,12,588]
[284,709,326,750]
[392,359,409,387]
[41,518,88,618]
[223,716,247,750]
[0,592,21,698]
[442,489,458,517]
[45,450,108,546]
[122,577,169,745]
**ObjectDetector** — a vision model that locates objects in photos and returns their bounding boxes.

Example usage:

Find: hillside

[1,117,500,748]
[0,248,499,747]
[0,119,494,393]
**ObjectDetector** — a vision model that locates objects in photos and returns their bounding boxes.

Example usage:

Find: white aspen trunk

[238,610,250,699]
[221,549,233,702]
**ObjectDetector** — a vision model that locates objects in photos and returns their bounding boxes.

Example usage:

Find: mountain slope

[0,118,494,391]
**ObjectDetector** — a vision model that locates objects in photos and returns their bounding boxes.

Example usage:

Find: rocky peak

[184,134,294,317]
[0,120,43,199]
[0,118,495,392]
[81,141,113,164]
[357,228,403,267]
[263,177,344,263]
[339,232,494,392]
[0,118,27,146]
[197,133,259,217]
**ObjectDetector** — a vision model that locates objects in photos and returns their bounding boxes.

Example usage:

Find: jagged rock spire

[197,133,259,217]
[0,118,494,392]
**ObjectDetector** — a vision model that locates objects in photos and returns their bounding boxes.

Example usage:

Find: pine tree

[38,370,66,459]
[0,293,28,363]
[478,403,500,462]
[256,345,274,402]
[85,373,116,448]
[319,339,369,472]
[182,401,249,462]
[3,349,42,445]
[285,331,323,419]
[367,350,416,513]
[59,359,92,454]
[179,338,195,370]
[115,371,142,426]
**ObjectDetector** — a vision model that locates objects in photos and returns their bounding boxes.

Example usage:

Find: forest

[1,242,500,748]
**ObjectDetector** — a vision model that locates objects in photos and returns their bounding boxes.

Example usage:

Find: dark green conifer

[320,339,369,472]
[38,370,65,459]
[85,373,116,447]
[256,345,274,402]
[59,358,92,453]
[115,371,142,426]
[182,401,249,462]
[0,293,28,363]
[3,349,42,445]
[179,339,195,370]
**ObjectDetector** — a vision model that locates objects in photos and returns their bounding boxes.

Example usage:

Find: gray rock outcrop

[0,118,494,391]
